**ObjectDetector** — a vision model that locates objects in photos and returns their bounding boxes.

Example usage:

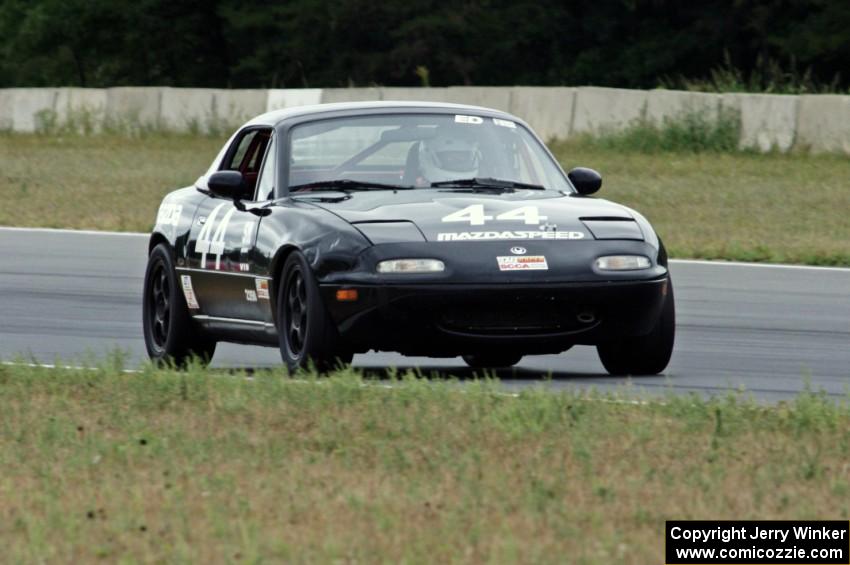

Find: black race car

[143,101,674,374]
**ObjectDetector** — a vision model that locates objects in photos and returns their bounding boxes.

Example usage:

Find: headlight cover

[582,219,644,241]
[377,259,445,274]
[595,255,651,271]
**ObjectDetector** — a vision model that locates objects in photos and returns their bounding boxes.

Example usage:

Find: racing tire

[462,353,524,369]
[596,278,675,376]
[143,243,216,367]
[277,252,353,373]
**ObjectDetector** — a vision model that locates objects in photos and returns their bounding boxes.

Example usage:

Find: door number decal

[195,203,237,270]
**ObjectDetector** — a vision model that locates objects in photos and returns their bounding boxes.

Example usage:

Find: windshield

[288,113,571,191]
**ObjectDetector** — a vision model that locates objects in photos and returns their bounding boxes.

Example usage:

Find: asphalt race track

[2,227,849,402]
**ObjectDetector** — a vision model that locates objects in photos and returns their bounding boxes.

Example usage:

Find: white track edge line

[669,259,850,273]
[0,226,148,237]
[3,226,846,273]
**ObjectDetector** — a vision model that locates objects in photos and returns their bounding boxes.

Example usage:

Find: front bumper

[321,277,669,356]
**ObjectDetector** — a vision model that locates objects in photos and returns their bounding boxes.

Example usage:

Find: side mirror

[568,167,602,195]
[206,171,246,200]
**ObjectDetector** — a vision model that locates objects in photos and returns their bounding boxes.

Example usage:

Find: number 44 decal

[195,202,237,270]
[441,205,548,226]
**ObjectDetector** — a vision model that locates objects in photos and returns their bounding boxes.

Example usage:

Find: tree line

[1,0,847,92]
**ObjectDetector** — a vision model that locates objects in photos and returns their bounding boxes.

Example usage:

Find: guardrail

[1,86,848,153]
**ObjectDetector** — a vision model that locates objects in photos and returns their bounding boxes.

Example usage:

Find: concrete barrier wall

[725,93,798,152]
[380,87,451,104]
[321,87,382,104]
[0,89,14,130]
[646,90,720,126]
[213,89,267,126]
[105,87,162,129]
[796,95,850,154]
[572,87,648,134]
[11,88,59,132]
[54,88,108,132]
[159,88,217,131]
[2,86,849,154]
[267,88,322,111]
[508,87,575,141]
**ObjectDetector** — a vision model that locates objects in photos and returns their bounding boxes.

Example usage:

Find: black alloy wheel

[142,243,216,366]
[284,265,308,358]
[148,261,171,349]
[277,252,352,372]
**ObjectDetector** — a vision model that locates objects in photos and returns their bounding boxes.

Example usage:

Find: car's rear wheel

[277,252,352,373]
[597,278,675,376]
[143,243,216,367]
[462,353,524,369]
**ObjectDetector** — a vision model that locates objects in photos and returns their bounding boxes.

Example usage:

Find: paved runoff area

[1,227,849,402]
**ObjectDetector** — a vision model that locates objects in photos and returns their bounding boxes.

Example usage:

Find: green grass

[0,130,848,265]
[579,110,741,154]
[550,139,850,265]
[0,132,224,232]
[1,363,848,562]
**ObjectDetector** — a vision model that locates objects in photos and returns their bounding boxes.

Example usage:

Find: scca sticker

[497,256,548,271]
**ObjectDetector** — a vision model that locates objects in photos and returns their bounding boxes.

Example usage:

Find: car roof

[244,100,524,128]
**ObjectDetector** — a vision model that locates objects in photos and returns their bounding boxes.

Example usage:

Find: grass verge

[550,139,850,266]
[0,132,224,232]
[1,363,848,562]
[0,130,848,265]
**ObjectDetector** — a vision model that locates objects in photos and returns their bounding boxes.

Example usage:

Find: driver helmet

[418,131,481,183]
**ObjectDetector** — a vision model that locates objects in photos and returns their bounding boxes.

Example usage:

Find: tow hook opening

[576,311,596,324]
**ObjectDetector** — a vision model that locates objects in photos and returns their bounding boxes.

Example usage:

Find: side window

[225,131,259,170]
[256,135,276,201]
[220,127,272,200]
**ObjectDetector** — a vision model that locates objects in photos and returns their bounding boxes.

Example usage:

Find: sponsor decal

[454,114,484,125]
[437,230,585,241]
[255,279,270,300]
[244,289,258,303]
[493,118,516,128]
[510,246,527,255]
[497,255,548,271]
[180,275,200,309]
[156,203,182,227]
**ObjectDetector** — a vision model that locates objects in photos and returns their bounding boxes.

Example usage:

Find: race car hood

[297,189,638,243]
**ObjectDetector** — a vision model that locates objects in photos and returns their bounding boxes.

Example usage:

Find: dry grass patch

[0,133,224,232]
[551,140,850,266]
[1,132,848,265]
[0,363,848,563]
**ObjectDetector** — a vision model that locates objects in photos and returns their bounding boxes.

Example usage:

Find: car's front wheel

[142,243,216,366]
[277,252,352,373]
[596,278,675,376]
